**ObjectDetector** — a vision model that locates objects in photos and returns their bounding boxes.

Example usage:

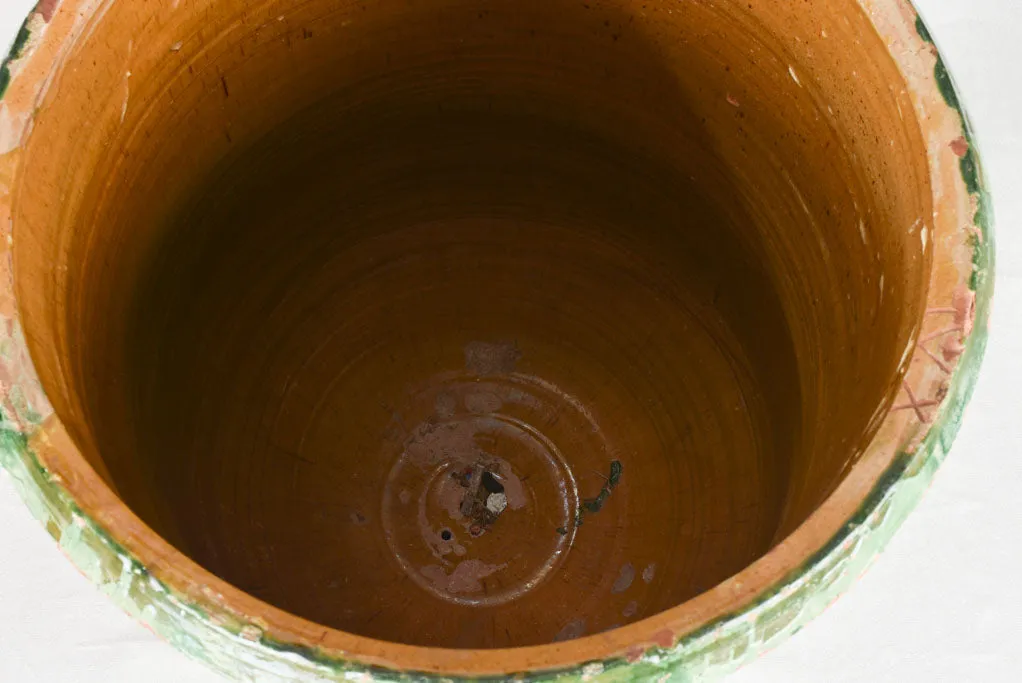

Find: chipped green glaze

[0,18,31,99]
[914,12,995,292]
[0,3,994,682]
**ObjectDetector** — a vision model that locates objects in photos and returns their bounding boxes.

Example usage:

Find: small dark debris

[566,460,623,532]
[452,466,474,487]
[608,460,623,487]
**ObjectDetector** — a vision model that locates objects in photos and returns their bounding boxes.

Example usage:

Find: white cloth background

[1,1,1019,680]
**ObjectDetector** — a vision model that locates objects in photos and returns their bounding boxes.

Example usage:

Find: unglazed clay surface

[0,0,992,679]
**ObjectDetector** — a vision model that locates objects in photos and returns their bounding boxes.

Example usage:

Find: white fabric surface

[1,1,1019,680]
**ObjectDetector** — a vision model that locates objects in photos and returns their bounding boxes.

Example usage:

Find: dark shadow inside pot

[13,0,931,648]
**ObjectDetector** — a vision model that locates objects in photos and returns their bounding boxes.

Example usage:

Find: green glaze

[0,18,31,99]
[915,12,996,293]
[0,5,994,683]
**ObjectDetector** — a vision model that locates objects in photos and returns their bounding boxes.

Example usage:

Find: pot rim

[0,0,994,680]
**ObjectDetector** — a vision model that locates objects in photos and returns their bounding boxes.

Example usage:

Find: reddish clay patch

[36,0,59,22]
[949,136,969,158]
[652,629,675,648]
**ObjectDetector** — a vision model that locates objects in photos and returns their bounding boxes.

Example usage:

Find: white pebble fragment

[486,492,508,515]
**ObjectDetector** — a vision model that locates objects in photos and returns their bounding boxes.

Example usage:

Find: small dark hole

[481,471,505,494]
[440,529,453,541]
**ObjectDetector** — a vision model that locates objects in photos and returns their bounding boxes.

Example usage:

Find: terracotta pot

[0,0,992,680]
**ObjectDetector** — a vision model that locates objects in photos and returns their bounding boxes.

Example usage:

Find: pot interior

[13,0,931,649]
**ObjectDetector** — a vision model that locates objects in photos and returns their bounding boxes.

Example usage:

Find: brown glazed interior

[13,0,930,650]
